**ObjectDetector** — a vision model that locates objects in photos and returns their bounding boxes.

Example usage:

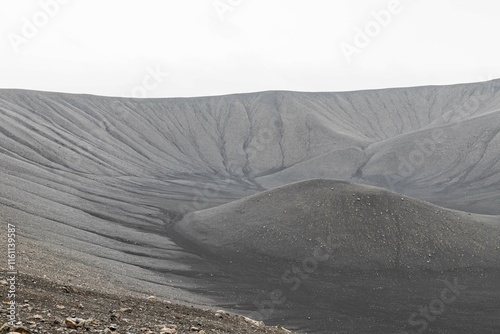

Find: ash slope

[0,80,500,301]
[0,83,499,333]
[176,179,500,272]
[1,79,500,218]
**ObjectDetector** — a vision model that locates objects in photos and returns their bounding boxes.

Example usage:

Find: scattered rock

[215,310,229,317]
[0,323,10,334]
[243,316,265,327]
[7,326,30,334]
[64,317,86,329]
[15,273,294,334]
[159,327,176,334]
[110,313,121,321]
[62,286,73,293]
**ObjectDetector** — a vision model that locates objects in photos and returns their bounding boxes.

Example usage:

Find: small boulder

[7,326,30,334]
[119,307,132,313]
[64,317,86,329]
[243,316,265,327]
[0,323,10,334]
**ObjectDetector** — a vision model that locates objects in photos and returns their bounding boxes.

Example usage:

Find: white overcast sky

[0,0,499,98]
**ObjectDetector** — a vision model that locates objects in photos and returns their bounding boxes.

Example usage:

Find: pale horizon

[1,0,500,98]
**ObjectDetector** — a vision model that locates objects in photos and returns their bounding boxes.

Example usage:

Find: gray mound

[176,179,500,271]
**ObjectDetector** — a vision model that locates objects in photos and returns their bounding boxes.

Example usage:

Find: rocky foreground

[0,273,293,334]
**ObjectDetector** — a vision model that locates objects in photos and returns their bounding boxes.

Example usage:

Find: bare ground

[0,236,294,334]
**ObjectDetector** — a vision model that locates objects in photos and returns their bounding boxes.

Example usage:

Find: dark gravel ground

[0,273,294,334]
